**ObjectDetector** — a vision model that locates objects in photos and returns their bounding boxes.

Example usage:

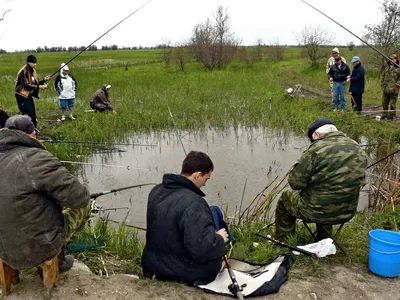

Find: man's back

[0,129,89,269]
[142,173,226,284]
[289,131,367,223]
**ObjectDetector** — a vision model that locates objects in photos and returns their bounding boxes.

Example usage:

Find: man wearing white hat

[326,48,347,102]
[54,63,77,121]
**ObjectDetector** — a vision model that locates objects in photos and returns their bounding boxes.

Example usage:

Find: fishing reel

[90,200,103,214]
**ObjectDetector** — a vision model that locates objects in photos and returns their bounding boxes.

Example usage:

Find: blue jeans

[333,82,346,109]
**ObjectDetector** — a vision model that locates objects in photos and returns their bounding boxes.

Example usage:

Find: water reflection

[78,127,370,228]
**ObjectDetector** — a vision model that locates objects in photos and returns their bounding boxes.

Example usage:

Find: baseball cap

[5,115,39,134]
[61,63,69,71]
[334,56,342,61]
[351,56,360,63]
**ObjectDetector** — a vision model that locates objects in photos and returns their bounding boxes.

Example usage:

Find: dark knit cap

[27,55,37,63]
[5,115,36,134]
[307,117,334,141]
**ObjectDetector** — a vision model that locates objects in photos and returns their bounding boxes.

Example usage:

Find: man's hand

[216,228,229,243]
[39,84,48,90]
[44,76,51,81]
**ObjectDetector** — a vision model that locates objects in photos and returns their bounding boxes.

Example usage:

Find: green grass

[2,47,400,277]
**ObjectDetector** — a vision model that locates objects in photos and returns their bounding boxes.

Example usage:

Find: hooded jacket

[54,72,77,99]
[141,174,226,284]
[90,87,112,110]
[0,129,90,269]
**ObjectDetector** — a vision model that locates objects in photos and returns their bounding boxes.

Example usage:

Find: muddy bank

[4,262,399,300]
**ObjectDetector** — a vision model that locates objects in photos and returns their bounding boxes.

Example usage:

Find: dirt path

[3,261,399,300]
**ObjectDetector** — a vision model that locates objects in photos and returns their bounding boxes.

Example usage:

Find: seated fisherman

[90,84,114,112]
[141,151,229,284]
[0,115,91,273]
[275,117,368,240]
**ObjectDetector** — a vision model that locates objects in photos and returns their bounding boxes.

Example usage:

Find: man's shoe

[70,115,76,120]
[61,115,66,121]
[58,252,74,273]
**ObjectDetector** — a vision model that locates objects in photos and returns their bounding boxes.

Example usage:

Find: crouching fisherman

[90,84,115,113]
[0,115,92,273]
[141,151,229,284]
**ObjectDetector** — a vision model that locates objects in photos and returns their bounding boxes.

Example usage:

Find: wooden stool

[0,249,61,299]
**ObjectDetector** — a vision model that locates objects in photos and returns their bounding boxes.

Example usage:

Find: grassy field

[1,47,399,277]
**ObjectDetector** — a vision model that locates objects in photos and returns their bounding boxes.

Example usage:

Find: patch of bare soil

[2,262,399,300]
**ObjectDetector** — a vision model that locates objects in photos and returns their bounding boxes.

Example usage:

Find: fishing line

[300,0,400,67]
[48,0,153,78]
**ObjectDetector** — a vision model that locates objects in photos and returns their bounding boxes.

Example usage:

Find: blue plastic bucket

[369,229,400,277]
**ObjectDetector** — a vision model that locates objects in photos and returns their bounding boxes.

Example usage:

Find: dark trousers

[15,94,37,127]
[382,93,398,119]
[351,92,363,112]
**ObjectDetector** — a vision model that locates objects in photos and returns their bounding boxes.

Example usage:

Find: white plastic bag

[292,238,336,257]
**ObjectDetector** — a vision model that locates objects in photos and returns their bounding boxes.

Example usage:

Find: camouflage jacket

[381,64,400,94]
[326,56,347,74]
[288,131,367,224]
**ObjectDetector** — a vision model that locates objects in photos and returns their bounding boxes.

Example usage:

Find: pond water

[78,127,369,229]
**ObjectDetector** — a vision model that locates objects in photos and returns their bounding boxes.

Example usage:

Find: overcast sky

[0,0,382,52]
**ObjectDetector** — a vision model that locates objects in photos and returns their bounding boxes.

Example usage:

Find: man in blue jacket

[142,151,228,284]
[348,56,365,112]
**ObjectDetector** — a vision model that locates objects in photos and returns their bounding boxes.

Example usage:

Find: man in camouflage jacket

[381,54,400,120]
[275,118,368,240]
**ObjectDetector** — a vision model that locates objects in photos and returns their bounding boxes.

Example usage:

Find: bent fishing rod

[300,0,400,68]
[48,0,153,78]
[90,183,156,199]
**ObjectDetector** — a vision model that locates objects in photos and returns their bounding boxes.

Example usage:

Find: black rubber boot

[58,251,74,273]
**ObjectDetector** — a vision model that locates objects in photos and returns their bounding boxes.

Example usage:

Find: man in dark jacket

[275,118,367,240]
[381,54,400,120]
[328,56,351,112]
[348,56,365,112]
[0,115,91,272]
[15,55,51,127]
[141,151,228,284]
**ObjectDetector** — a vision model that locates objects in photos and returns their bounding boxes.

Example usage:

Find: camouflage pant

[382,93,398,119]
[63,204,91,245]
[275,190,332,240]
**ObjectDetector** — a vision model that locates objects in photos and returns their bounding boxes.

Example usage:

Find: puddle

[79,127,369,228]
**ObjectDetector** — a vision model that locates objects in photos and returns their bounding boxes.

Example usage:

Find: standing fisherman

[326,48,346,102]
[55,63,77,121]
[348,56,365,112]
[15,55,51,127]
[328,56,350,112]
[381,54,400,120]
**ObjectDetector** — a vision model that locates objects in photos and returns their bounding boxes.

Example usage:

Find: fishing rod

[90,183,156,199]
[223,255,245,300]
[42,139,158,147]
[60,160,149,171]
[367,147,400,169]
[47,0,153,78]
[167,104,187,156]
[255,233,317,258]
[300,0,400,68]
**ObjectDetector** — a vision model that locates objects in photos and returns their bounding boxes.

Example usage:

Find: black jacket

[349,63,365,94]
[0,129,90,269]
[141,174,226,284]
[328,62,351,83]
